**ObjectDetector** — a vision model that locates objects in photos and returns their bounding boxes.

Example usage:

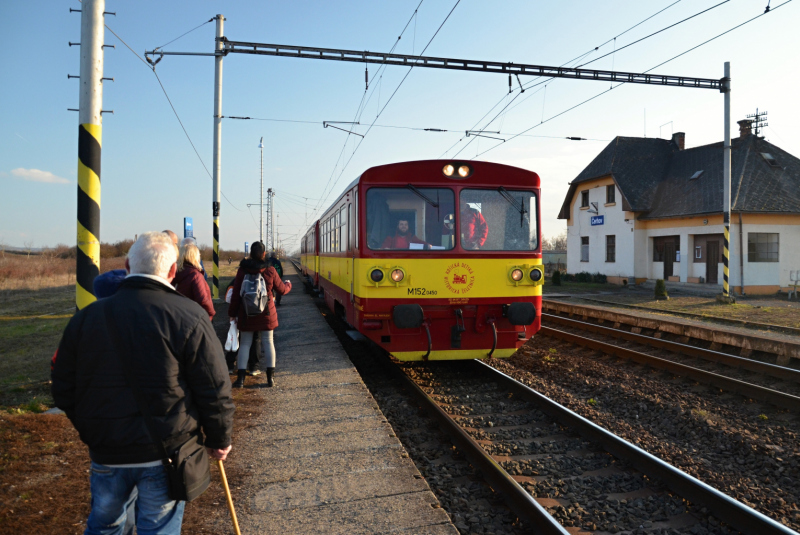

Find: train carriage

[300,159,542,361]
[300,220,319,288]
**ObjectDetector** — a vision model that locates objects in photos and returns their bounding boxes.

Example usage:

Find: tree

[23,239,34,257]
[543,231,567,251]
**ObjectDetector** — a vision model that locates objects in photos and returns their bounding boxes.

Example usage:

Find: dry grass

[570,293,800,329]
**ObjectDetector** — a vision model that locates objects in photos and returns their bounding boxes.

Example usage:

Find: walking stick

[218,460,242,535]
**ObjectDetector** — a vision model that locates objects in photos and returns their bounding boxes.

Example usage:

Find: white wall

[566,182,634,276]
[740,222,800,287]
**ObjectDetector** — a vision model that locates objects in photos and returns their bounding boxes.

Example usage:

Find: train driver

[460,201,489,249]
[381,219,430,249]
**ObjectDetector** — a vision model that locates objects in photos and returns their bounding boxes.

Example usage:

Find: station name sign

[590,215,604,226]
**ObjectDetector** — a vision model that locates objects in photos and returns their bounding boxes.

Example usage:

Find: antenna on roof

[746,108,768,137]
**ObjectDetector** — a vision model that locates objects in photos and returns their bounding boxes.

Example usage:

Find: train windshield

[460,188,538,251]
[366,187,456,251]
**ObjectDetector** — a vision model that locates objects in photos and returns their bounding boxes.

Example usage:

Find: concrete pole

[75,0,105,310]
[211,14,224,299]
[259,137,264,244]
[270,190,275,252]
[722,62,732,300]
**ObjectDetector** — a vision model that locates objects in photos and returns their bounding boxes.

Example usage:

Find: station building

[557,120,800,295]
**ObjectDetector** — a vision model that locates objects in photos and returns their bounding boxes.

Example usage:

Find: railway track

[540,313,800,411]
[394,359,795,534]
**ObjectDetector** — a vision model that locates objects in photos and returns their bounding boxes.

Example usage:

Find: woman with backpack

[228,241,292,388]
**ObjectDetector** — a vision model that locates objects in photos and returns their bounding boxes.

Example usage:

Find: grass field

[0,257,240,412]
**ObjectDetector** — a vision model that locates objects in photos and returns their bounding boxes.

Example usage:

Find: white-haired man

[52,231,234,535]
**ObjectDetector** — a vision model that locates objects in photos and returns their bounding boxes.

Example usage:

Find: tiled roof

[558,134,800,220]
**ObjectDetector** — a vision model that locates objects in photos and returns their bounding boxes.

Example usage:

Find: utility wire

[104,24,246,214]
[474,0,793,158]
[154,18,214,50]
[313,1,426,218]
[313,0,462,216]
[577,0,731,68]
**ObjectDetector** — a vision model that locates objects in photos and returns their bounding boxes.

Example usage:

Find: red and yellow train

[300,159,542,361]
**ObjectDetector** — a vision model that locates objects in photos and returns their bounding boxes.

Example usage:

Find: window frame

[606,185,615,204]
[747,232,779,263]
[580,236,589,262]
[580,190,589,208]
[605,235,616,263]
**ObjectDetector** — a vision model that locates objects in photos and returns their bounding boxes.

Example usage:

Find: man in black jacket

[52,231,234,535]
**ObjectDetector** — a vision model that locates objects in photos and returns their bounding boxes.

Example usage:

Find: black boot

[266,367,275,387]
[233,370,246,388]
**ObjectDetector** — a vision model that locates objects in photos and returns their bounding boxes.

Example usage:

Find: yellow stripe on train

[317,257,543,299]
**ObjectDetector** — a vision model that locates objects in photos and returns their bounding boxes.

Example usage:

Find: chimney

[671,132,685,150]
[737,119,753,138]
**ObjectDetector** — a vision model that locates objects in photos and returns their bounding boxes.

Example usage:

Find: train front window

[460,188,538,251]
[366,187,455,251]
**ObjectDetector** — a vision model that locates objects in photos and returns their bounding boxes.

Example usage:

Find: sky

[2,0,798,255]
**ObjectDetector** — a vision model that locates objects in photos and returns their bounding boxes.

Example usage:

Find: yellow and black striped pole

[76,0,105,309]
[77,124,102,309]
[721,62,733,302]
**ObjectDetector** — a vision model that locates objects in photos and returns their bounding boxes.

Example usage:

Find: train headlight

[530,268,543,282]
[391,269,405,282]
[458,165,470,177]
[510,268,524,281]
[370,269,384,283]
[443,164,455,176]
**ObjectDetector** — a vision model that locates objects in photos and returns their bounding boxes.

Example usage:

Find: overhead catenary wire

[473,0,794,159]
[312,0,427,218]
[104,23,247,215]
[154,18,214,51]
[312,0,463,218]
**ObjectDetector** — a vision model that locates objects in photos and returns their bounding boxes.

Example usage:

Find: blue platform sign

[244,241,249,254]
[183,217,193,238]
[590,215,605,226]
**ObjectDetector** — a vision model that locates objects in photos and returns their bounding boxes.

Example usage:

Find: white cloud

[9,168,71,184]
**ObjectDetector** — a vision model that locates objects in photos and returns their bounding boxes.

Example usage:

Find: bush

[592,272,607,284]
[654,279,669,300]
[551,270,561,286]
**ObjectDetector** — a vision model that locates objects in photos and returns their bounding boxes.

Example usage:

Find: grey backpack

[240,273,269,316]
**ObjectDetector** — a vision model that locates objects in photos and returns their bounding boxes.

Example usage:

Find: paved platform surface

[233,265,458,534]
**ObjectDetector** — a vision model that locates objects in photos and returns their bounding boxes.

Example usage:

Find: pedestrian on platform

[174,241,215,321]
[51,231,234,535]
[228,241,291,388]
[267,251,284,306]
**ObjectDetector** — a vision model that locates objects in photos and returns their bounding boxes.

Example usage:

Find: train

[300,159,542,361]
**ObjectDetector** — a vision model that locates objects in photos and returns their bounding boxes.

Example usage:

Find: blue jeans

[85,461,185,535]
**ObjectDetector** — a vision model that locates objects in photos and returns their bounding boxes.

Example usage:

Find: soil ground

[0,263,247,533]
[544,278,800,329]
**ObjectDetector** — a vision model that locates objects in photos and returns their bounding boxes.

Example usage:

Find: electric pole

[75,0,105,310]
[211,14,224,299]
[258,137,264,244]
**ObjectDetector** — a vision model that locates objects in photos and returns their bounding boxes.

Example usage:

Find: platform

[230,264,457,534]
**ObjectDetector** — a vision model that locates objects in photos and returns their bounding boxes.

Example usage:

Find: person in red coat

[173,242,215,321]
[380,219,429,249]
[228,241,292,388]
[460,202,489,249]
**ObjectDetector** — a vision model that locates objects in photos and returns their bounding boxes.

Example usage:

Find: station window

[581,236,589,262]
[606,235,615,262]
[748,233,779,262]
[606,185,615,204]
[581,190,589,208]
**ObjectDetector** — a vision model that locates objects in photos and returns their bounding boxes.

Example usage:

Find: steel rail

[543,313,800,383]
[539,326,800,411]
[386,362,569,535]
[477,361,797,535]
[221,40,722,90]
